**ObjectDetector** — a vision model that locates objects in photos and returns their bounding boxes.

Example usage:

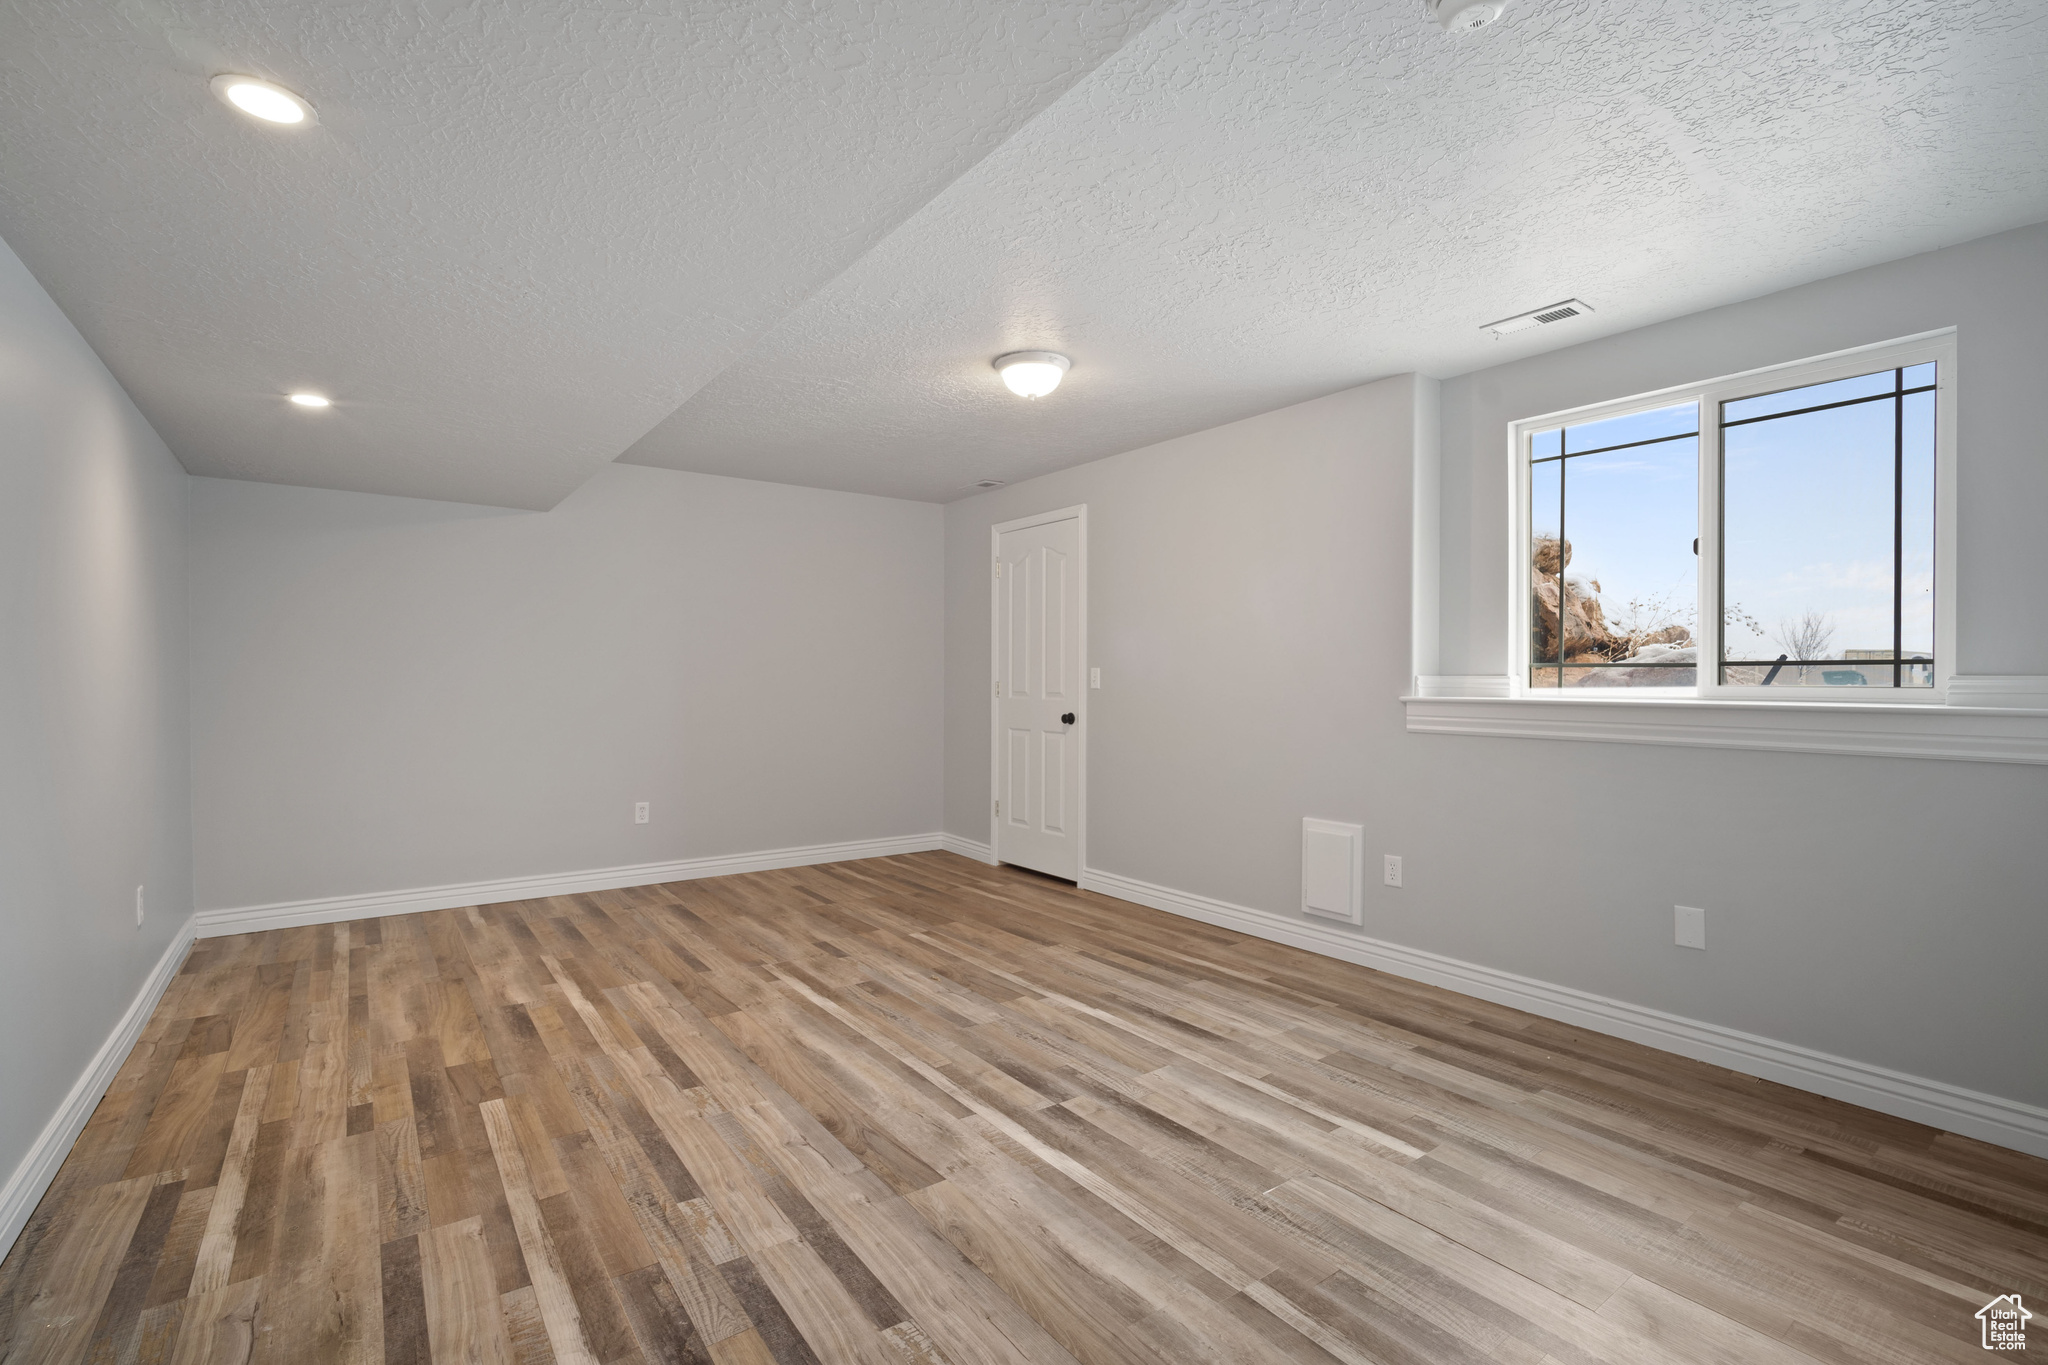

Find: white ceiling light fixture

[210,74,315,126]
[287,391,332,408]
[992,350,1070,398]
[1429,0,1506,33]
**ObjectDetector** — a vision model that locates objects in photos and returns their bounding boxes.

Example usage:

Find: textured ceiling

[4,1,2045,509]
[624,0,2048,501]
[0,0,1175,509]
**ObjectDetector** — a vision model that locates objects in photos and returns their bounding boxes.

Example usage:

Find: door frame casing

[989,504,1088,878]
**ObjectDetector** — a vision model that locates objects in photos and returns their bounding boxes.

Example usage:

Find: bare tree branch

[1772,610,1835,684]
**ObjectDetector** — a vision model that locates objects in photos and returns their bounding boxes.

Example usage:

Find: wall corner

[1409,374,1443,693]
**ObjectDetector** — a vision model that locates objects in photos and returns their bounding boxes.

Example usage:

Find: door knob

[1061,712,1076,725]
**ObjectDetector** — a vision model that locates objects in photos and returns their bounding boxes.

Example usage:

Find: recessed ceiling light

[288,392,332,408]
[993,351,1070,399]
[211,74,315,126]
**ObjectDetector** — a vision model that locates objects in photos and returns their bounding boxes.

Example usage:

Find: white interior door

[995,513,1083,879]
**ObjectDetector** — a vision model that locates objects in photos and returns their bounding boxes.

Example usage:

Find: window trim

[1505,330,1957,705]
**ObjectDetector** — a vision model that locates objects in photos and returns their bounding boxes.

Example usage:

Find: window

[1527,401,1698,689]
[1513,333,1954,700]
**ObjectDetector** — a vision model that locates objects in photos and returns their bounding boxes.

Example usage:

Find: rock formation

[1532,537,1695,684]
[1531,537,1623,662]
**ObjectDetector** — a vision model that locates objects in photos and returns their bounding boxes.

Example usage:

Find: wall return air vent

[1484,298,1593,339]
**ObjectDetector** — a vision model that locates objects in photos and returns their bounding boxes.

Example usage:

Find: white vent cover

[1483,298,1593,338]
[1302,818,1364,924]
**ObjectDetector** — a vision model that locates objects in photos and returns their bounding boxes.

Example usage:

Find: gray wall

[1441,220,2048,677]
[945,367,2048,1109]
[0,237,192,1192]
[190,466,942,910]
[945,379,1424,907]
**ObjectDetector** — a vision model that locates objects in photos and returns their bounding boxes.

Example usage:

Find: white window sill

[1404,676,2048,764]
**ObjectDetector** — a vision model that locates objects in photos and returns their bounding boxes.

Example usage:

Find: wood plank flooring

[2,851,2041,1364]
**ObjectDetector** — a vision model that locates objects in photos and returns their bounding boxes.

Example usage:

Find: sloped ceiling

[0,0,1175,508]
[4,0,2046,508]
[624,0,2048,500]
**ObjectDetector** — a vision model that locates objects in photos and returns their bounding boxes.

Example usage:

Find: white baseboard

[23,841,2034,1279]
[938,833,997,865]
[1,916,197,1262]
[1079,867,2048,1159]
[194,833,949,938]
[4,832,953,1264]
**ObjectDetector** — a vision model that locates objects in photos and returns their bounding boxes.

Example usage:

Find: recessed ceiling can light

[288,392,332,408]
[993,351,1070,399]
[211,74,315,126]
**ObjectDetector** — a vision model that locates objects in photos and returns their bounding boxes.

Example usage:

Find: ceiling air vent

[1483,298,1593,339]
[973,479,1006,489]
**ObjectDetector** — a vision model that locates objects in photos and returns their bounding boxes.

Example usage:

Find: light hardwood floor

[1,851,2041,1364]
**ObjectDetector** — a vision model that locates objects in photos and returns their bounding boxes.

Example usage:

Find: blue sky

[1533,366,1935,664]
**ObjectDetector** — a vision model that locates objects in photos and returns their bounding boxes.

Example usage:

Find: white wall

[1440,220,2048,677]
[0,237,192,1203]
[190,465,942,911]
[945,379,1426,906]
[944,343,2048,1119]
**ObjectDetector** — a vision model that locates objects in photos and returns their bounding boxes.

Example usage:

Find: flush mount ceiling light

[1429,0,1506,32]
[993,351,1070,399]
[288,391,332,408]
[210,74,315,126]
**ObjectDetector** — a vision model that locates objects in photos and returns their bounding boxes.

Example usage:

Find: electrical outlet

[1383,854,1403,888]
[135,885,145,928]
[1090,667,1101,689]
[634,801,650,825]
[1674,905,1706,950]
